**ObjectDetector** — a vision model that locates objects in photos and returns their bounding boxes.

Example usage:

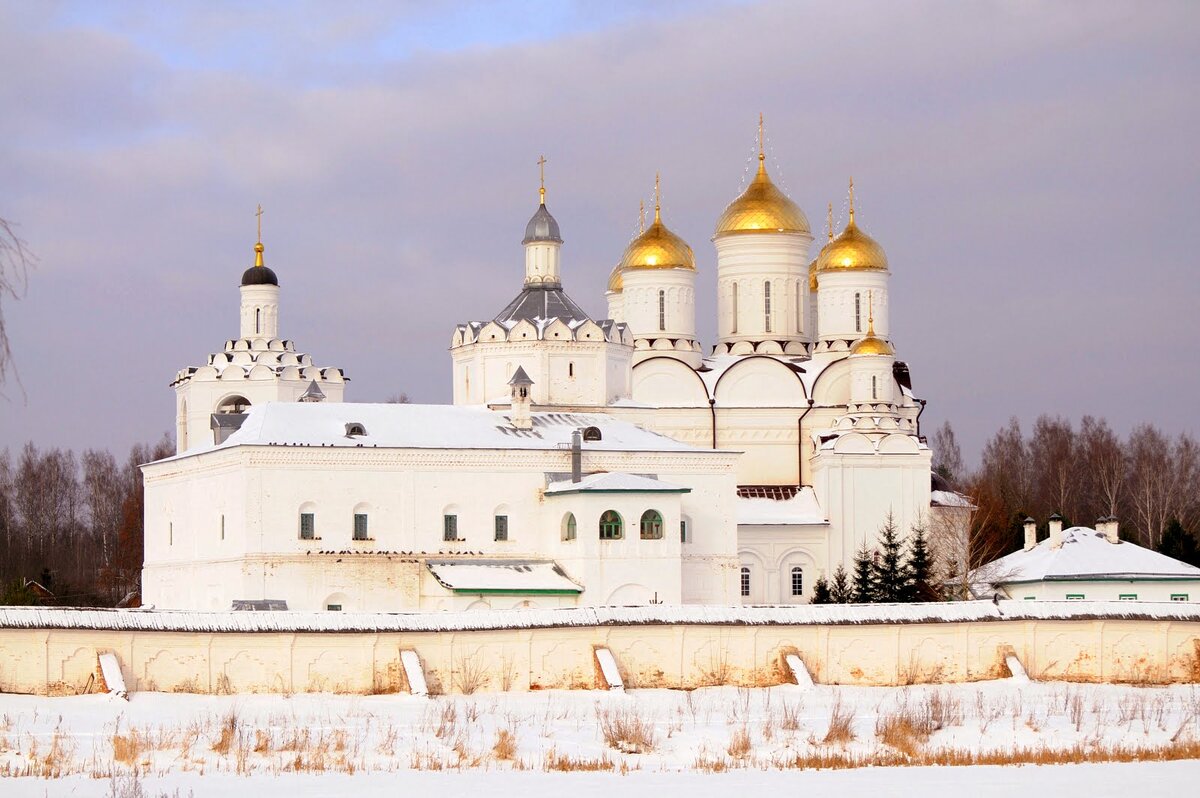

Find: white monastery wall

[1,605,1197,696]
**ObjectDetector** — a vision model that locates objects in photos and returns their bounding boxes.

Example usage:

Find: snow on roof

[976,526,1200,585]
[736,486,826,525]
[161,403,712,462]
[545,472,690,495]
[697,354,831,398]
[931,490,976,509]
[2,601,1199,634]
[426,560,582,594]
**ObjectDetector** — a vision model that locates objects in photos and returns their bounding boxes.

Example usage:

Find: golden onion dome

[808,259,818,291]
[814,180,888,274]
[618,178,695,272]
[714,155,809,237]
[850,334,894,357]
[607,263,623,293]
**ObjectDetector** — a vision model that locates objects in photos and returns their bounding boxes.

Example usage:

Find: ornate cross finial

[254,204,265,267]
[827,202,834,242]
[639,199,646,234]
[848,177,855,223]
[868,290,875,335]
[758,112,765,163]
[537,155,547,205]
[654,172,662,222]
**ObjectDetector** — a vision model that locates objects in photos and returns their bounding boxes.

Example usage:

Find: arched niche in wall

[631,356,710,407]
[713,356,807,408]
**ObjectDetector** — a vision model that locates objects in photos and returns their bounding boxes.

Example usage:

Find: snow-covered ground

[1,681,1198,795]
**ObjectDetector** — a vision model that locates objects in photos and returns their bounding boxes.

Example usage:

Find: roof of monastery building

[165,401,717,460]
[494,283,593,326]
[544,472,690,495]
[735,486,826,526]
[427,560,582,594]
[982,526,1200,585]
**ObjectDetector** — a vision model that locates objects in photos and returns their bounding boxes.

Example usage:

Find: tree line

[931,415,1200,578]
[0,436,173,606]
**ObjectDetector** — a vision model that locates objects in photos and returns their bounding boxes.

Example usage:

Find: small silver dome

[522,203,562,245]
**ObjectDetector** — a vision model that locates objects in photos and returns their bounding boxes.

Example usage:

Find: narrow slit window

[795,281,802,333]
[855,293,862,332]
[764,281,772,333]
[220,514,225,541]
[872,375,878,400]
[731,282,738,334]
[658,289,666,331]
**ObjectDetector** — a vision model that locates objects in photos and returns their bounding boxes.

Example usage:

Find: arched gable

[479,321,507,343]
[544,319,572,341]
[832,433,875,454]
[811,357,852,405]
[631,356,710,407]
[713,356,807,407]
[878,433,920,454]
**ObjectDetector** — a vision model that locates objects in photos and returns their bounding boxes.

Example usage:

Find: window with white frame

[740,566,751,598]
[791,566,803,597]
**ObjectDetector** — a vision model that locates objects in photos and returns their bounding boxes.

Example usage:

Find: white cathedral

[143,126,948,612]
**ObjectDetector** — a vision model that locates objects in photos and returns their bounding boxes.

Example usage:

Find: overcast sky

[1,0,1198,466]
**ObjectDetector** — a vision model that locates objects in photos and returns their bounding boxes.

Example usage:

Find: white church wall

[815,270,889,341]
[714,232,812,347]
[737,524,830,604]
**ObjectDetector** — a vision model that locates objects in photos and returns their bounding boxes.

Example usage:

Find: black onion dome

[522,203,562,245]
[241,265,279,286]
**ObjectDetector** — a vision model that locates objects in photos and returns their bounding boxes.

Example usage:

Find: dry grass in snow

[0,680,1198,785]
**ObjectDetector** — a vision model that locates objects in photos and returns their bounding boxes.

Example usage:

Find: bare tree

[1126,424,1174,548]
[1028,415,1078,522]
[0,217,34,386]
[385,393,410,404]
[1078,415,1125,523]
[930,420,965,487]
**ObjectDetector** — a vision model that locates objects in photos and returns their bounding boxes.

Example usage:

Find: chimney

[1023,517,1037,551]
[1048,513,1064,548]
[570,429,582,483]
[508,366,534,431]
[1103,515,1119,544]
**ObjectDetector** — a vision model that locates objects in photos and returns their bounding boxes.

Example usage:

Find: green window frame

[443,514,458,541]
[353,513,369,540]
[1065,594,1085,600]
[494,515,508,541]
[599,510,623,540]
[1119,593,1137,601]
[299,512,315,540]
[639,509,663,540]
[1171,593,1189,602]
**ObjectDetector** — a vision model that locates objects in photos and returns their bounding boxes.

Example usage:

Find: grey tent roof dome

[523,203,562,245]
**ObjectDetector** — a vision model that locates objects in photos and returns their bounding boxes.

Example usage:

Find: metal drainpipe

[709,398,717,449]
[797,399,815,485]
[916,399,927,439]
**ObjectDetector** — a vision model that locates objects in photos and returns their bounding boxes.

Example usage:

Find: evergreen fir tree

[903,523,933,601]
[810,575,832,604]
[830,564,852,604]
[851,544,876,603]
[1158,520,1200,568]
[872,512,907,602]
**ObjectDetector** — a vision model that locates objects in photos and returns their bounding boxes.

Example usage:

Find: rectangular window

[791,568,803,597]
[658,290,666,331]
[1066,594,1085,600]
[494,515,508,541]
[763,281,772,333]
[326,604,342,612]
[299,513,315,540]
[1024,596,1035,600]
[168,522,173,547]
[680,519,688,543]
[1119,594,1137,600]
[353,513,369,540]
[444,514,458,541]
[1171,594,1189,602]
[220,514,225,541]
[740,567,750,598]
[731,283,738,334]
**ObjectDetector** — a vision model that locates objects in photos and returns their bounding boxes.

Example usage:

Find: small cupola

[508,366,534,430]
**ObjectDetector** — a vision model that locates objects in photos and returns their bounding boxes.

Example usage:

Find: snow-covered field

[2,680,1199,796]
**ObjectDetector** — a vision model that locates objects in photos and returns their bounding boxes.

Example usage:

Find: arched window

[731,282,738,334]
[658,289,666,331]
[740,566,751,598]
[764,281,772,333]
[855,293,862,332]
[791,566,804,597]
[443,506,459,541]
[562,512,577,541]
[640,509,664,540]
[217,395,250,414]
[599,510,623,540]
